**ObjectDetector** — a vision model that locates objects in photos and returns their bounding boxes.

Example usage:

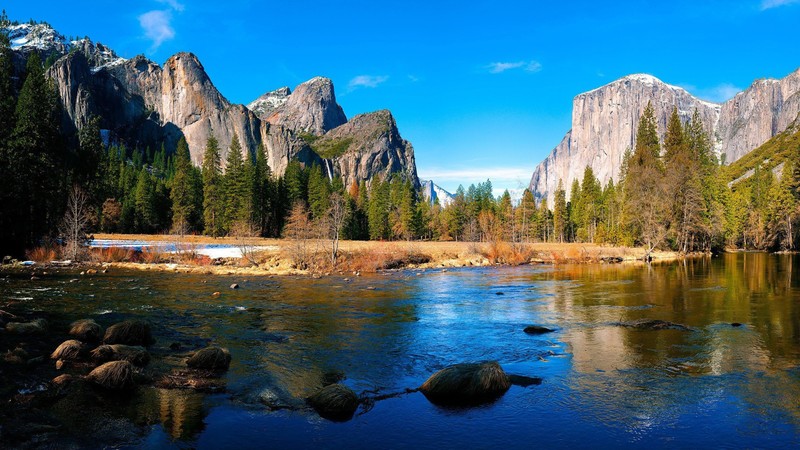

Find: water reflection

[2,253,800,448]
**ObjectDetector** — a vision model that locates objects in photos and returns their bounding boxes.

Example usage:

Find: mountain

[420,180,454,207]
[3,22,417,186]
[529,69,800,204]
[303,110,417,190]
[252,77,347,135]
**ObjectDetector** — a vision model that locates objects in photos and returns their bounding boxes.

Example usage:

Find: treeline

[4,29,800,258]
[534,102,800,253]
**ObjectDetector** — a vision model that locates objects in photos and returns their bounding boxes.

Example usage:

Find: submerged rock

[420,361,511,406]
[5,318,48,335]
[618,319,691,331]
[308,384,359,421]
[103,320,155,346]
[155,369,227,392]
[523,325,555,335]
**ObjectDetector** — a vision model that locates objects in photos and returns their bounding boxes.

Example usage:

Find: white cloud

[525,61,542,73]
[488,61,525,73]
[157,0,185,11]
[348,75,389,89]
[487,60,542,74]
[705,83,742,102]
[761,0,799,10]
[139,10,174,51]
[680,82,742,103]
[421,167,534,200]
[419,167,531,183]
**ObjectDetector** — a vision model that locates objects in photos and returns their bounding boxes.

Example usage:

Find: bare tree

[60,185,92,261]
[231,219,260,266]
[284,202,315,270]
[325,193,347,267]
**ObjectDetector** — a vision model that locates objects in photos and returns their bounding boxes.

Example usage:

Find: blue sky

[5,0,800,195]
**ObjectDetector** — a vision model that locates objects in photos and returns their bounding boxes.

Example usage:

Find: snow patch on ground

[88,239,277,259]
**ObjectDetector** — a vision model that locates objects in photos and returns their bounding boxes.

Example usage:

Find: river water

[2,253,800,448]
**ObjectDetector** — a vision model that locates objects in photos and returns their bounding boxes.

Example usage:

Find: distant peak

[621,73,664,85]
[303,76,332,85]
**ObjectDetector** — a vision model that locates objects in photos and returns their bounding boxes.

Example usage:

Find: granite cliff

[530,69,800,204]
[4,22,417,186]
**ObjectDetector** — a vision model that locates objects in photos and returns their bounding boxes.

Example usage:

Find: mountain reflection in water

[2,252,799,448]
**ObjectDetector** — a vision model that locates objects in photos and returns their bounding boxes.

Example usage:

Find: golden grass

[25,245,59,263]
[91,247,134,263]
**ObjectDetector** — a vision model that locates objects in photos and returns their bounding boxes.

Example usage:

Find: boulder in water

[420,361,511,406]
[5,318,48,334]
[51,340,86,361]
[523,325,554,335]
[69,319,102,342]
[186,347,231,371]
[86,361,135,390]
[103,320,155,346]
[91,344,150,366]
[308,384,359,421]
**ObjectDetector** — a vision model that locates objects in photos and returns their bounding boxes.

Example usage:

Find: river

[2,253,799,448]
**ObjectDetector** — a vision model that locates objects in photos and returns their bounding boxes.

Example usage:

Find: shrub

[25,245,59,263]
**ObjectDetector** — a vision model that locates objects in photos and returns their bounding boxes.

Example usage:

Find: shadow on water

[2,253,800,448]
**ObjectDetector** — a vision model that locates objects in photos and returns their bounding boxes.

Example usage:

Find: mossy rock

[420,361,511,406]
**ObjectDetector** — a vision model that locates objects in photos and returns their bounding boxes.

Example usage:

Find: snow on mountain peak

[3,21,127,71]
[621,73,663,85]
[6,22,67,52]
[421,180,454,207]
[247,87,291,118]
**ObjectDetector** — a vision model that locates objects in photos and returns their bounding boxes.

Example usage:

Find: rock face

[311,110,418,189]
[4,21,416,186]
[717,69,800,163]
[421,180,454,207]
[247,86,290,119]
[263,77,347,135]
[530,69,800,204]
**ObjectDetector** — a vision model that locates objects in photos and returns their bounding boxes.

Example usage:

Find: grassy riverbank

[76,234,684,276]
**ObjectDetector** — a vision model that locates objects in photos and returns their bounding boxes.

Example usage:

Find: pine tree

[76,116,105,200]
[580,166,601,243]
[0,30,14,144]
[202,136,223,236]
[368,179,390,240]
[307,163,331,220]
[284,160,308,206]
[222,134,253,232]
[170,137,201,232]
[569,178,582,242]
[553,180,567,243]
[623,101,668,255]
[134,170,156,232]
[0,31,17,254]
[253,143,274,236]
[7,52,64,251]
[518,189,537,242]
